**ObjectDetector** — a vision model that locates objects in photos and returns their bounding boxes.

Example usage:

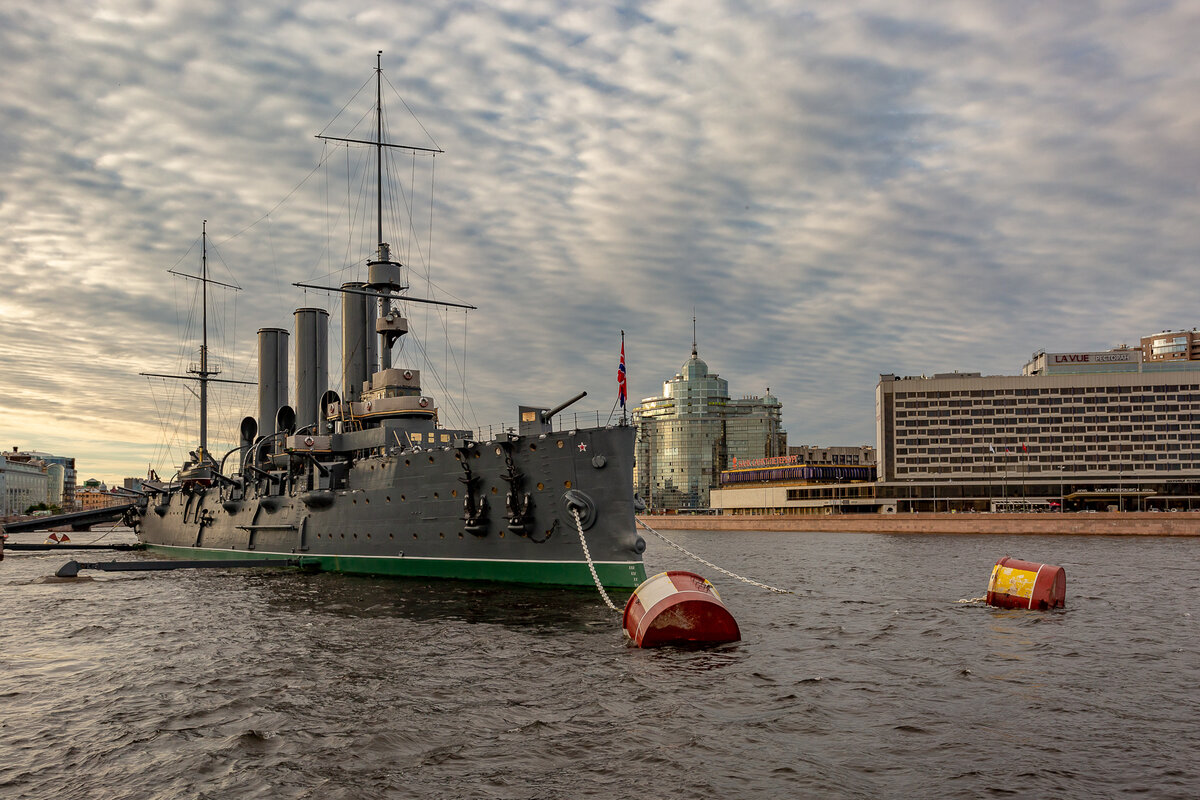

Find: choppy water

[2,527,1197,799]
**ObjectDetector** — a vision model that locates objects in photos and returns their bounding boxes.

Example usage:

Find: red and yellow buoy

[986,556,1066,610]
[622,570,741,647]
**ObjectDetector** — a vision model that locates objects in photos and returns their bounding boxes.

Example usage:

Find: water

[2,528,1197,799]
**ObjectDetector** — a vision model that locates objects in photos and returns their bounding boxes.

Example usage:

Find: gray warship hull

[137,426,647,588]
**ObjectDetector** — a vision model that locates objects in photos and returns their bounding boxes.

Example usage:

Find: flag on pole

[989,445,995,453]
[617,337,627,409]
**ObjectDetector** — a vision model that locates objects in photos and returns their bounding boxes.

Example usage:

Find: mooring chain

[571,507,620,612]
[636,519,794,595]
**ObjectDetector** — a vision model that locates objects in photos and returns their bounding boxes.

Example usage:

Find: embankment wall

[636,512,1200,536]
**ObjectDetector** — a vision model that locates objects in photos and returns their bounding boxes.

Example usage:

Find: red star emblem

[577,442,588,452]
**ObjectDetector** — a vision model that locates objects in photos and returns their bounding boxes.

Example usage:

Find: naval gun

[519,391,588,436]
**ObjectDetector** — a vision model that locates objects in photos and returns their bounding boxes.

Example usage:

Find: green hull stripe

[143,544,647,589]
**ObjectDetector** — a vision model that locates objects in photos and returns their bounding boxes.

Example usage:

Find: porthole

[439,532,445,539]
[429,455,435,463]
[405,459,411,466]
[451,489,458,498]
[564,480,572,489]
[365,497,370,504]
[557,440,564,449]
[401,494,406,501]
[491,486,498,495]
[386,496,391,503]
[389,533,394,539]
[412,533,418,539]
[529,443,537,451]
[433,492,439,499]
[499,531,505,538]
[536,482,544,491]
[458,532,464,539]
[496,447,503,456]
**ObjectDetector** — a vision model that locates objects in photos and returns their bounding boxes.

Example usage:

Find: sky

[2,1,1199,486]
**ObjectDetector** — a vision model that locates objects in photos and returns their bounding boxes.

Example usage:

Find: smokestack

[341,282,375,402]
[257,328,289,439]
[294,308,329,434]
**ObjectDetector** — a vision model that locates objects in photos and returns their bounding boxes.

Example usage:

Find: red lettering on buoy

[986,556,1066,610]
[622,570,741,647]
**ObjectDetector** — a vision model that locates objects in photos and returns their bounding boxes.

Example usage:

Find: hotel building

[876,346,1200,511]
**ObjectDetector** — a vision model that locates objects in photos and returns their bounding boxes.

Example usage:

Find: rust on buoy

[622,570,741,647]
[987,556,1066,610]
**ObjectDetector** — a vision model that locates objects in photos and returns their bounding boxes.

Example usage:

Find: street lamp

[1058,465,1065,513]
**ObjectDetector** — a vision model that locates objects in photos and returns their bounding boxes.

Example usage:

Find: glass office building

[634,344,784,511]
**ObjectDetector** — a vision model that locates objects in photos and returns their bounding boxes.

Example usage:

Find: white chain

[636,519,794,595]
[572,507,620,612]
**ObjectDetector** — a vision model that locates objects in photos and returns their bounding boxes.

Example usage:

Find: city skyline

[2,2,1198,485]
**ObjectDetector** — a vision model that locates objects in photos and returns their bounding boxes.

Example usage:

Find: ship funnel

[341,282,376,402]
[294,308,330,434]
[257,327,289,439]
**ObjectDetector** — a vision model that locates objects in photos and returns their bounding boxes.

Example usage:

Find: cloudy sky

[2,1,1198,485]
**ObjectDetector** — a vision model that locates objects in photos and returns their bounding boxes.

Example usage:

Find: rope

[636,519,794,595]
[571,508,620,612]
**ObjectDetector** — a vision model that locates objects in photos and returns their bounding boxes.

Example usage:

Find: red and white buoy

[986,556,1066,610]
[622,570,741,647]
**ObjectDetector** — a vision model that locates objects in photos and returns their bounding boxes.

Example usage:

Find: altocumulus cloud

[0,0,1197,482]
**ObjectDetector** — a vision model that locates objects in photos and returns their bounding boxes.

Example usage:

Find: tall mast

[374,51,389,373]
[376,50,384,253]
[313,54,449,375]
[199,220,210,456]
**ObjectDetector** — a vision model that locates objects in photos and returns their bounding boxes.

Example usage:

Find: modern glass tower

[634,337,784,511]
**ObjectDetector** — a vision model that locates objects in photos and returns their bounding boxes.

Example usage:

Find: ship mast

[199,220,210,455]
[373,51,391,373]
[141,222,252,470]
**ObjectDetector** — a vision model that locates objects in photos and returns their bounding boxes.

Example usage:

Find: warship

[133,56,647,589]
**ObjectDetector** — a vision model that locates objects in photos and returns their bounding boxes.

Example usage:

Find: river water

[1,527,1196,799]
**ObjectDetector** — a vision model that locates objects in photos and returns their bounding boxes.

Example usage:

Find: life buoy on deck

[419,397,430,408]
[403,370,413,380]
[304,436,315,448]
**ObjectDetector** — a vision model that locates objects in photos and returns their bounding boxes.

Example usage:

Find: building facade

[1141,329,1200,364]
[876,352,1200,511]
[1,454,50,516]
[634,343,784,511]
[6,448,77,508]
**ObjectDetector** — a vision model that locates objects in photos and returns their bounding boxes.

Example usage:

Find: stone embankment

[637,512,1200,536]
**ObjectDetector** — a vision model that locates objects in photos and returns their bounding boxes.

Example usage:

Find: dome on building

[681,352,708,380]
